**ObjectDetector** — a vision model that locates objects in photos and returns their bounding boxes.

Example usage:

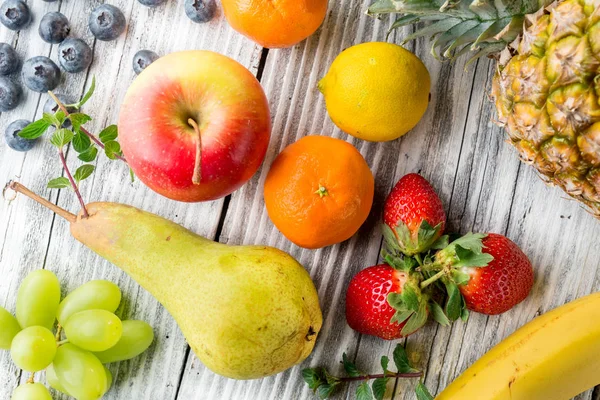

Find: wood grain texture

[0,0,599,400]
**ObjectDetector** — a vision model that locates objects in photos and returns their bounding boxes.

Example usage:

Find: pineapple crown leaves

[302,344,432,400]
[368,0,555,63]
[382,220,445,259]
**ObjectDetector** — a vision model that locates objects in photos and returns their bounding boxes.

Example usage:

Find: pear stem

[47,91,127,163]
[59,148,89,218]
[188,118,202,185]
[7,181,77,223]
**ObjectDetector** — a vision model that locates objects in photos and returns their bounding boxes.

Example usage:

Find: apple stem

[188,118,202,185]
[7,181,77,223]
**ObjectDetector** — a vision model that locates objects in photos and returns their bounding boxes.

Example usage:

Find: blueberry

[137,0,166,7]
[38,12,71,44]
[133,50,159,75]
[0,77,21,111]
[0,43,19,75]
[4,119,36,151]
[0,0,31,31]
[21,56,61,93]
[58,39,92,74]
[89,4,126,41]
[184,0,215,23]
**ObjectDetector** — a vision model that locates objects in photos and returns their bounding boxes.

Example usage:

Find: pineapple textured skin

[492,0,600,217]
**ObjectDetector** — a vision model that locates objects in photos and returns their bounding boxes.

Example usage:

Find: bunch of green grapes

[0,270,155,400]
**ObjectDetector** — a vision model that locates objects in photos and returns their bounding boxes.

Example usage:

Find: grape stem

[55,325,62,341]
[26,374,34,384]
[57,339,69,346]
[47,91,127,163]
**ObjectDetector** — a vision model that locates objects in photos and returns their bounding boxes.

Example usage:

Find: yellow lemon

[318,42,431,142]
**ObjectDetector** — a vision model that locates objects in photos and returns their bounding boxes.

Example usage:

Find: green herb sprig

[18,77,131,217]
[302,344,434,400]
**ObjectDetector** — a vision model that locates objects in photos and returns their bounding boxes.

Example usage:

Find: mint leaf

[43,111,65,128]
[76,76,96,108]
[47,177,70,189]
[70,113,92,133]
[302,368,325,391]
[342,353,360,377]
[18,119,51,139]
[74,164,95,184]
[380,355,389,373]
[430,301,451,326]
[415,382,435,400]
[72,131,91,152]
[317,383,337,399]
[372,377,389,400]
[99,125,118,143]
[393,345,417,374]
[50,129,74,148]
[356,382,373,400]
[78,146,98,162]
[104,140,121,159]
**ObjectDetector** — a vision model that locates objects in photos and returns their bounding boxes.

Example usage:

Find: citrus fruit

[319,42,431,142]
[264,136,374,249]
[221,0,328,49]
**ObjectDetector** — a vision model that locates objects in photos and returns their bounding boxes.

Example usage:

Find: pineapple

[369,0,600,217]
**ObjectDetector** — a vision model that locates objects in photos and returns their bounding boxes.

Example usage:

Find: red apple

[118,50,271,202]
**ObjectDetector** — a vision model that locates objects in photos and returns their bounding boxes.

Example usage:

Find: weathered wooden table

[1,1,599,399]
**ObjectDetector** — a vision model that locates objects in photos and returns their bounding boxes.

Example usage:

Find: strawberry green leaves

[383,220,445,257]
[302,344,429,400]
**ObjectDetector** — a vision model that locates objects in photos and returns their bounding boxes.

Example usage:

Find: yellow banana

[437,292,600,400]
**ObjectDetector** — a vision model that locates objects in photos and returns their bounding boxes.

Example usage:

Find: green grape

[46,363,71,396]
[0,306,21,349]
[53,343,107,400]
[63,310,122,352]
[10,326,56,372]
[16,270,61,330]
[56,280,122,325]
[11,383,52,400]
[94,320,154,363]
[103,366,113,393]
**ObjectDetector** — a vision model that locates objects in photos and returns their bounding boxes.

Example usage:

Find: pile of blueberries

[1,0,216,152]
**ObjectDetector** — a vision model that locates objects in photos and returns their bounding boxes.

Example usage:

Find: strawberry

[457,233,534,315]
[383,173,447,256]
[345,264,428,340]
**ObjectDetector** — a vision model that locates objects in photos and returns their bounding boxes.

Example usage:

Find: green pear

[11,183,322,380]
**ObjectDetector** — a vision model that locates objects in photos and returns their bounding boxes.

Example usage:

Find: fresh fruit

[222,0,327,48]
[346,264,427,340]
[38,12,70,44]
[21,56,61,93]
[58,38,93,73]
[138,0,166,6]
[53,343,108,400]
[5,119,36,152]
[10,326,57,372]
[94,320,154,363]
[118,50,271,202]
[0,306,21,349]
[438,233,534,315]
[0,43,19,75]
[383,173,447,255]
[132,49,158,74]
[0,0,30,31]
[11,182,323,380]
[88,4,126,41]
[319,42,430,142]
[184,0,216,23]
[437,292,600,400]
[370,0,600,218]
[46,364,71,396]
[264,136,374,249]
[16,269,61,330]
[56,280,121,325]
[63,309,123,352]
[11,383,52,400]
[0,76,21,111]
[104,366,113,391]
